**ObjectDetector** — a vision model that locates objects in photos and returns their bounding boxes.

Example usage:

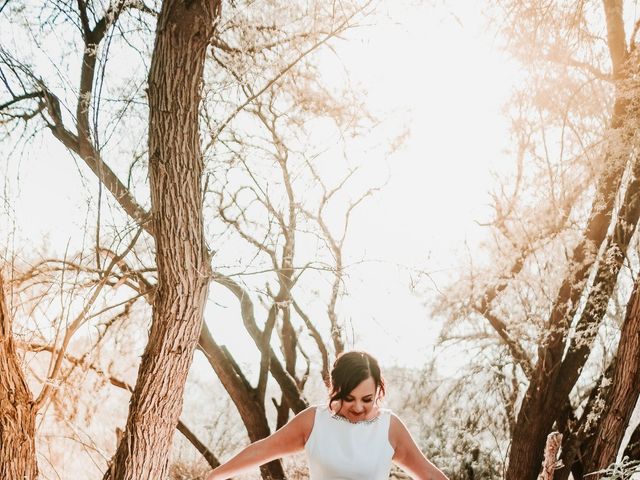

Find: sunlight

[314,1,522,368]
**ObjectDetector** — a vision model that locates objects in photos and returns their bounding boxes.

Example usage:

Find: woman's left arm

[389,414,449,480]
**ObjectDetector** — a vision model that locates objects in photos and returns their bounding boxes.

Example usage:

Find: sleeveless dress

[304,405,395,480]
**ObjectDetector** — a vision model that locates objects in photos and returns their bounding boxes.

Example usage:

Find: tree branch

[20,341,220,468]
[213,0,374,139]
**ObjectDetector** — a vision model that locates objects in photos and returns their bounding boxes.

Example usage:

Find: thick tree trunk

[585,277,640,476]
[0,273,38,479]
[103,1,219,478]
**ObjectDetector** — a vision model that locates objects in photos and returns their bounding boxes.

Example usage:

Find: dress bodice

[304,405,394,480]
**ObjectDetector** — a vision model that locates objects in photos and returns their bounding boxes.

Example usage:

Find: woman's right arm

[205,406,316,480]
[389,414,449,480]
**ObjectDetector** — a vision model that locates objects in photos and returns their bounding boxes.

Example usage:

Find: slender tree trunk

[276,308,298,429]
[0,273,38,480]
[103,1,219,478]
[198,325,286,479]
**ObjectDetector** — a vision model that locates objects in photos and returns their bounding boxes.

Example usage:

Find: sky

[199,0,522,372]
[1,0,521,373]
[344,3,519,365]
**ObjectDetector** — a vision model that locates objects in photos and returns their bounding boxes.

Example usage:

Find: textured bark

[585,277,640,476]
[0,273,38,479]
[102,1,219,478]
[553,153,640,403]
[554,363,615,480]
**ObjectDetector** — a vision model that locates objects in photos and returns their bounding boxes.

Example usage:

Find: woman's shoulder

[295,405,328,428]
[296,405,321,422]
[278,406,318,445]
[387,410,406,429]
[386,411,414,450]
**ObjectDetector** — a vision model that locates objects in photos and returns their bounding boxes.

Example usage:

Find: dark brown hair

[328,351,385,408]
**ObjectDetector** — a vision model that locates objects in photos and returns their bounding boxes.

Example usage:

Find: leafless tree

[436,1,640,478]
[0,0,384,478]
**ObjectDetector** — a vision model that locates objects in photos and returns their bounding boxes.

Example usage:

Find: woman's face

[336,376,378,422]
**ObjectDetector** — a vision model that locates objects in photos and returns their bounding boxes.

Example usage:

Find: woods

[1,0,640,479]
[1,0,382,478]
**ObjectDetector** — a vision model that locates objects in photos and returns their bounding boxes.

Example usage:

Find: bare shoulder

[263,406,317,454]
[287,406,317,444]
[388,412,410,451]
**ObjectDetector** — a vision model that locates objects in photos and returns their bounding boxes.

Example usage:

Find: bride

[205,350,449,480]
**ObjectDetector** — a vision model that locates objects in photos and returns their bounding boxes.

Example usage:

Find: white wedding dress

[304,405,394,480]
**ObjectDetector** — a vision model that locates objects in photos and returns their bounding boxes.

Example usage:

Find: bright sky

[334,1,519,367]
[2,0,520,373]
[200,0,521,373]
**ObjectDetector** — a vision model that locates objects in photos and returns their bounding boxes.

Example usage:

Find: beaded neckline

[329,411,382,425]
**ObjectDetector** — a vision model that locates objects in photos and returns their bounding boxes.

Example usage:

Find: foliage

[597,458,640,480]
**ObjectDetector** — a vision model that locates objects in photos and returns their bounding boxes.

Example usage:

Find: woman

[206,351,449,480]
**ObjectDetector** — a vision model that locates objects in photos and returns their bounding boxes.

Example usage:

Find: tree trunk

[198,325,286,479]
[506,2,631,474]
[0,273,38,479]
[505,101,629,479]
[276,308,298,429]
[553,362,615,480]
[103,1,219,478]
[585,277,640,476]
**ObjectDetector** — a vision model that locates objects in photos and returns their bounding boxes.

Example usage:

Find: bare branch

[213,0,374,138]
[213,272,307,412]
[34,228,143,410]
[0,90,44,111]
[19,341,220,468]
[292,298,329,385]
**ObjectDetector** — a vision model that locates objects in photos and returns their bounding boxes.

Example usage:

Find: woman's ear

[375,387,385,404]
